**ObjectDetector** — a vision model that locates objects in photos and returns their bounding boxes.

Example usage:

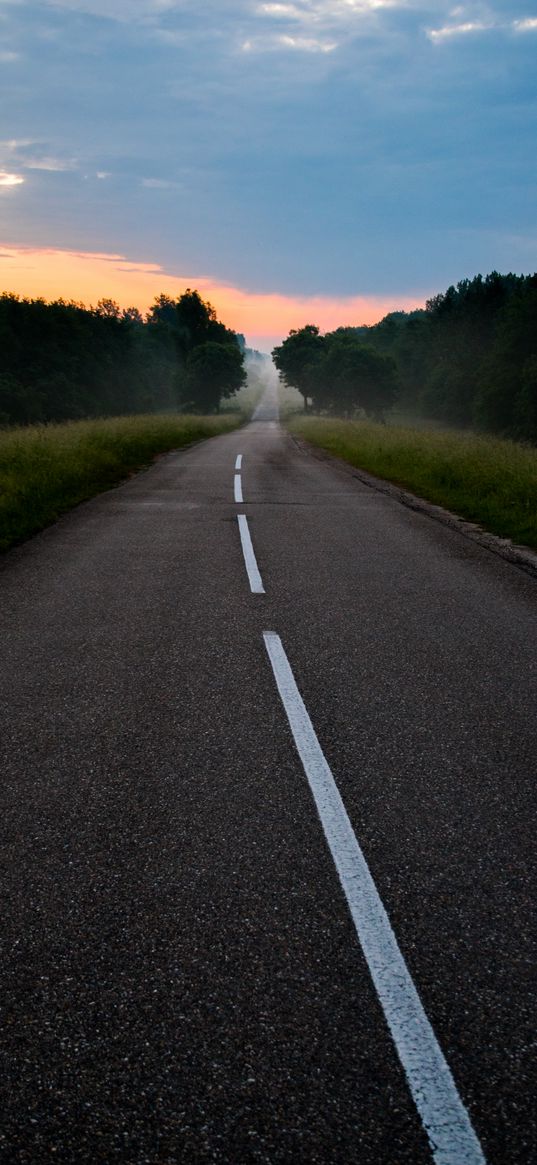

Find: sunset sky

[1,0,536,350]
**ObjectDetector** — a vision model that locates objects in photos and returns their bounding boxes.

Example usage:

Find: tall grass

[0,413,242,551]
[287,416,537,550]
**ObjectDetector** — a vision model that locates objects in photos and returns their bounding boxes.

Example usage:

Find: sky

[1,0,536,350]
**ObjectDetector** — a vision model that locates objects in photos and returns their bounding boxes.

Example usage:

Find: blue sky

[1,0,536,345]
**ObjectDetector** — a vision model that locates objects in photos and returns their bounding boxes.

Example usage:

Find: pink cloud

[0,242,426,350]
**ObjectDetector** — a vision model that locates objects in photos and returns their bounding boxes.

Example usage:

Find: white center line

[235,453,243,470]
[234,474,243,504]
[237,515,265,594]
[263,631,487,1165]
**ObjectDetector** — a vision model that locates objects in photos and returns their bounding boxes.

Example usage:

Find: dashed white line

[263,631,487,1165]
[234,474,243,504]
[235,454,243,470]
[237,515,265,594]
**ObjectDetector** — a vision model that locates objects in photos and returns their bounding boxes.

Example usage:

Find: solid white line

[263,631,487,1165]
[234,473,243,504]
[235,453,243,470]
[237,515,265,594]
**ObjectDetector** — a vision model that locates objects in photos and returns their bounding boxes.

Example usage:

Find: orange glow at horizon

[0,243,426,348]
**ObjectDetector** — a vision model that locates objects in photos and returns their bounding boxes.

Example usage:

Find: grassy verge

[0,413,242,552]
[287,415,537,551]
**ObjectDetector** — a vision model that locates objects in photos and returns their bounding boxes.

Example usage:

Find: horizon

[0,242,429,352]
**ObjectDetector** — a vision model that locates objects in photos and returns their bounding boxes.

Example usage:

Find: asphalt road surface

[1,383,536,1164]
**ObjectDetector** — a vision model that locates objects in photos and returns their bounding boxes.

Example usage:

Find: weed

[0,413,242,551]
[287,416,537,550]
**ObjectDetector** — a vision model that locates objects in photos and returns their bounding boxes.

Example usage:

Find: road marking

[235,454,243,470]
[234,474,243,504]
[263,631,487,1165]
[237,515,265,594]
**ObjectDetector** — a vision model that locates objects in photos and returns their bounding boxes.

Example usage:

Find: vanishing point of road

[1,383,536,1164]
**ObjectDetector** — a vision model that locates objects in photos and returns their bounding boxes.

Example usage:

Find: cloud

[0,140,76,172]
[513,17,537,32]
[24,156,77,171]
[2,1,535,306]
[427,21,493,43]
[242,32,338,51]
[252,0,407,43]
[279,33,337,49]
[258,0,406,20]
[0,242,425,348]
[258,3,303,16]
[42,0,405,18]
[239,0,411,57]
[0,139,36,153]
[427,11,537,43]
[0,172,24,187]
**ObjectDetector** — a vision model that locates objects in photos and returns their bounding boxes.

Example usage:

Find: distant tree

[182,342,246,413]
[272,325,324,409]
[122,306,144,325]
[175,289,239,355]
[146,294,178,328]
[515,355,537,441]
[0,287,245,427]
[317,339,397,420]
[0,373,41,425]
[475,276,537,436]
[146,290,239,352]
[174,289,213,350]
[95,298,121,319]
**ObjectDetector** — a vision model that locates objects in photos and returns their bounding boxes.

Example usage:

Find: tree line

[272,271,537,441]
[273,326,397,422]
[0,289,246,426]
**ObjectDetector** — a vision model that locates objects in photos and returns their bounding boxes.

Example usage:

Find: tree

[317,340,398,420]
[515,355,537,441]
[95,298,121,319]
[175,289,239,355]
[272,325,324,410]
[122,306,144,325]
[182,342,246,413]
[474,276,537,436]
[0,288,245,426]
[146,294,178,328]
[0,373,41,425]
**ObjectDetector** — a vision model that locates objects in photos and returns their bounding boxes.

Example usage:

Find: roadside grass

[287,415,537,551]
[0,413,242,552]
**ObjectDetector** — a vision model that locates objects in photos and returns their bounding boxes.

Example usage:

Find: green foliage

[182,342,247,413]
[313,339,397,420]
[0,373,40,426]
[276,271,537,441]
[287,415,537,550]
[272,325,325,409]
[272,324,397,420]
[516,356,537,442]
[474,279,537,438]
[0,413,242,551]
[353,272,537,441]
[0,289,245,426]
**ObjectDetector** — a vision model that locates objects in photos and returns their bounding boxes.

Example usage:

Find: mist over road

[1,381,536,1164]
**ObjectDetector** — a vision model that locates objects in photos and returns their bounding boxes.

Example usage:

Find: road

[0,382,536,1164]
